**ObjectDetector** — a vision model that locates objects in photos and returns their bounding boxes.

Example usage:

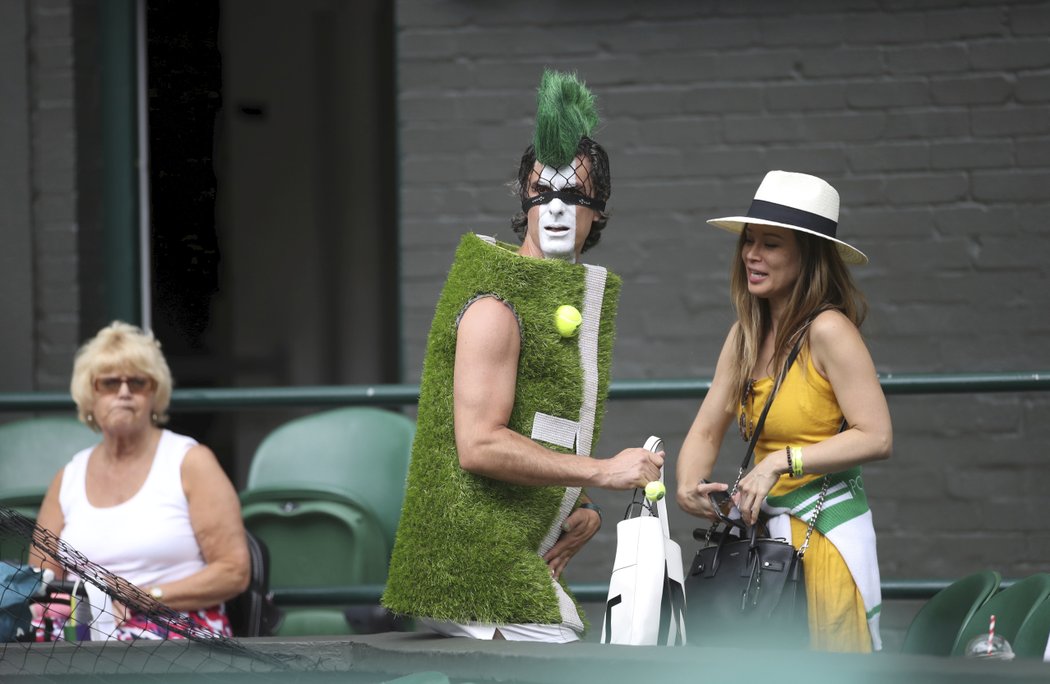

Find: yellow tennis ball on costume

[644,481,666,502]
[554,305,582,338]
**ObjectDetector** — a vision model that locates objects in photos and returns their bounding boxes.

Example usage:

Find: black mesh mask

[511,137,611,253]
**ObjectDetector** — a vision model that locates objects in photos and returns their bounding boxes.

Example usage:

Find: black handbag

[685,485,828,647]
[684,340,829,648]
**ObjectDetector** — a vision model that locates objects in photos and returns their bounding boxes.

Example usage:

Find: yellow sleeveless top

[750,350,842,497]
[745,350,872,652]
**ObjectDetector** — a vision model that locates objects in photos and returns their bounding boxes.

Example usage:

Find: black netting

[0,506,318,681]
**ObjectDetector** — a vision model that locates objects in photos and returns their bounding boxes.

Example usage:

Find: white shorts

[418,618,581,643]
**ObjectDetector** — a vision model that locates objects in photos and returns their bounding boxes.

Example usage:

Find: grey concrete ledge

[340,632,1050,684]
[4,632,1050,683]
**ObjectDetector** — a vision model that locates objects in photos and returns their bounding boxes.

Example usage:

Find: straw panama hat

[707,170,869,265]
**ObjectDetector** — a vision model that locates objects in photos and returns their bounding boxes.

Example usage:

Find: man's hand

[543,506,601,579]
[599,447,664,490]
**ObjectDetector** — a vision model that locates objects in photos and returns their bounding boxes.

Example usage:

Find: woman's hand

[732,455,784,525]
[543,506,601,580]
[677,479,731,522]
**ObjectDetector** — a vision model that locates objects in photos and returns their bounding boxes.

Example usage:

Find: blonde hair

[725,229,867,412]
[70,321,173,430]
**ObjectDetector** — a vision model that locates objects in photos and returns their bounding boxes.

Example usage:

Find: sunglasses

[93,375,155,395]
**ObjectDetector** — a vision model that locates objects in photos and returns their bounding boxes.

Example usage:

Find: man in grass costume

[383,71,664,642]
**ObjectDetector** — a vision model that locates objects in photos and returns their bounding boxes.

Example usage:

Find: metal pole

[100,0,140,325]
[135,0,152,331]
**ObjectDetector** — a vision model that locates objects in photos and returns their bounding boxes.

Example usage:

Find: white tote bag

[600,436,686,646]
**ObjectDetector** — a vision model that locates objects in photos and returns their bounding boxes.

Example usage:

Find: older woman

[34,321,248,639]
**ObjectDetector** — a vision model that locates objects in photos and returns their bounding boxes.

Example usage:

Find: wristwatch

[149,586,164,601]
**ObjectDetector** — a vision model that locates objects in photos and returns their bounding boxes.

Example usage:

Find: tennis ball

[644,481,666,502]
[554,305,582,338]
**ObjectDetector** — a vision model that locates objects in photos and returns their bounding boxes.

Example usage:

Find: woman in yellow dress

[677,171,892,652]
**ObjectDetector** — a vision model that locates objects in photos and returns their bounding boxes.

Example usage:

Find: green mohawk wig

[533,70,599,169]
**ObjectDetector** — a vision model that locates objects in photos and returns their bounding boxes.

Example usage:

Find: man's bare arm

[453,297,660,489]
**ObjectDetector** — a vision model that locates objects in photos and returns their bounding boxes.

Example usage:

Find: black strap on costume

[521,191,606,214]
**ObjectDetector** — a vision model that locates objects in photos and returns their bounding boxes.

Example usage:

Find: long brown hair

[725,228,868,412]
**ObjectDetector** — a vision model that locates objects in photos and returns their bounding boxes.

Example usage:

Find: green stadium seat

[0,416,99,519]
[951,573,1050,656]
[273,606,358,637]
[1010,595,1050,659]
[900,570,1000,656]
[239,407,414,636]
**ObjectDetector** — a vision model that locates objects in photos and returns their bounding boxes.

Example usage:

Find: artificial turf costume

[383,72,619,632]
[384,234,621,627]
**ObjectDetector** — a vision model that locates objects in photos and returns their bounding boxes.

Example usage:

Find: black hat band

[747,199,837,238]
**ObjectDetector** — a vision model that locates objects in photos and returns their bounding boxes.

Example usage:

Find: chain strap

[797,475,830,559]
[702,519,716,546]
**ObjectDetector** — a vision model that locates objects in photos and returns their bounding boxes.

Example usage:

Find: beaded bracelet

[786,446,795,478]
[579,501,602,525]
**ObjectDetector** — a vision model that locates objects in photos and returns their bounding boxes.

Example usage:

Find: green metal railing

[1,371,1047,412]
[270,578,1022,606]
[2,370,1046,603]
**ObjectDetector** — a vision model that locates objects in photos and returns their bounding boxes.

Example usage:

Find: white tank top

[59,429,206,588]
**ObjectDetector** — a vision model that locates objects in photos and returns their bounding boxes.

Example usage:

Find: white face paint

[535,162,580,262]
